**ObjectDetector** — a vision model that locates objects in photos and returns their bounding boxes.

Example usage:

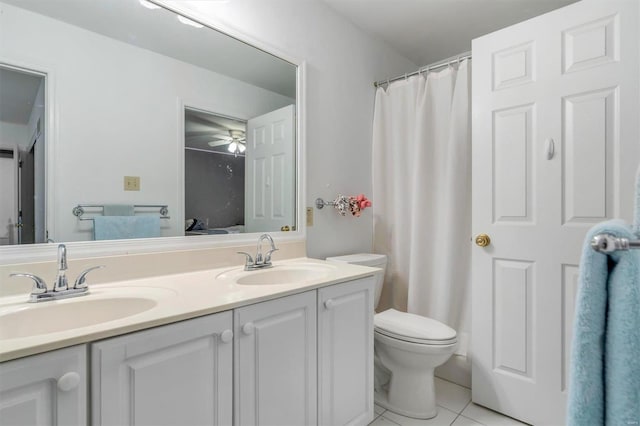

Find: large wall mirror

[0,0,299,252]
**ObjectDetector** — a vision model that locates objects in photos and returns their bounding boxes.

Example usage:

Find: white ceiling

[322,0,579,66]
[0,67,43,125]
[185,108,246,153]
[2,0,296,98]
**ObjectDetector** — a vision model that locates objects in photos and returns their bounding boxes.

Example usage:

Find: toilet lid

[374,309,457,344]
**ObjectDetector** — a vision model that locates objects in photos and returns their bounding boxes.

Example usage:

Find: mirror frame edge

[0,1,307,265]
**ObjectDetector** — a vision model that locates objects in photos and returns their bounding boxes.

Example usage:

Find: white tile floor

[369,378,529,426]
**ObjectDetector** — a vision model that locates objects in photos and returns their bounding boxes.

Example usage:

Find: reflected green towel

[567,220,640,425]
[94,216,160,240]
[103,204,134,216]
[634,166,640,236]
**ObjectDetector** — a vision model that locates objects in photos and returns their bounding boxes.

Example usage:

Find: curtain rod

[374,51,472,88]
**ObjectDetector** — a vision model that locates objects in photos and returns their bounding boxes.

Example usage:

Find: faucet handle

[237,252,254,265]
[9,273,48,294]
[74,265,105,289]
[264,248,279,264]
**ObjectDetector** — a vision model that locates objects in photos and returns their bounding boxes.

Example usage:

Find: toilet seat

[374,309,457,345]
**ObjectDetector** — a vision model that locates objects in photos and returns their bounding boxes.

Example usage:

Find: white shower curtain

[373,61,471,354]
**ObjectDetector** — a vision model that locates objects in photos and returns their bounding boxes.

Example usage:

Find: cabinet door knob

[242,322,255,335]
[324,299,335,310]
[220,329,233,343]
[57,372,80,392]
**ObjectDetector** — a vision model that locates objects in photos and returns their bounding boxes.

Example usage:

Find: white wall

[0,121,28,150]
[0,2,294,242]
[167,0,417,258]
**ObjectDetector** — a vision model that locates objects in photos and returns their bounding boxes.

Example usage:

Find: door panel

[92,312,233,426]
[245,105,295,233]
[234,291,316,426]
[0,345,86,426]
[318,277,375,426]
[471,1,639,424]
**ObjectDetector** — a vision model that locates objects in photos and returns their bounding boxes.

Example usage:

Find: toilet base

[374,383,438,419]
[374,331,457,420]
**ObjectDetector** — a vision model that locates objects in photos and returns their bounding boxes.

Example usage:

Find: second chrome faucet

[238,234,279,271]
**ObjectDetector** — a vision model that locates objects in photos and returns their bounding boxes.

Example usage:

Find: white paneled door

[245,104,295,233]
[471,0,639,424]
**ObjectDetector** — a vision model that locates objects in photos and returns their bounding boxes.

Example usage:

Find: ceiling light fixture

[138,0,160,10]
[177,15,204,29]
[227,141,246,157]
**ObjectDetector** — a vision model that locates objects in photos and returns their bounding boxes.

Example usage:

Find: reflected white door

[0,147,18,245]
[471,0,639,424]
[245,105,295,233]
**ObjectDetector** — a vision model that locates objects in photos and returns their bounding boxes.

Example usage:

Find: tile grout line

[370,407,387,425]
[436,375,472,390]
[450,400,473,425]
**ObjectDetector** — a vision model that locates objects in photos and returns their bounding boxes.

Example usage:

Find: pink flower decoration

[343,194,371,217]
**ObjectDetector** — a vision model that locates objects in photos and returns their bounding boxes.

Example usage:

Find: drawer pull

[220,329,233,343]
[242,322,255,335]
[57,372,80,392]
[324,299,335,310]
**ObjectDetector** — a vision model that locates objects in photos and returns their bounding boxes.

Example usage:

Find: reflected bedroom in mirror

[0,0,297,246]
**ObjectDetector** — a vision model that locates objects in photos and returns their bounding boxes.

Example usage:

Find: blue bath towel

[93,216,160,240]
[567,220,640,426]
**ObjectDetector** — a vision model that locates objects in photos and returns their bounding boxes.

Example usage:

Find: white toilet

[326,253,457,420]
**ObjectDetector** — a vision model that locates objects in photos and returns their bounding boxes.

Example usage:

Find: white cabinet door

[471,0,639,424]
[318,277,375,426]
[0,345,86,426]
[92,311,233,426]
[234,291,317,426]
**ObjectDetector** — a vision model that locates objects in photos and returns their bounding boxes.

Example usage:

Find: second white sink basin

[0,287,176,340]
[217,263,335,285]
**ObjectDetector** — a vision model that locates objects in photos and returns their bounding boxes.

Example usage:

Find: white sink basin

[0,287,175,340]
[217,263,335,285]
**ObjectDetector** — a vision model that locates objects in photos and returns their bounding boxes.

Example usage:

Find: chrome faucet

[9,244,105,302]
[238,234,279,271]
[53,244,68,292]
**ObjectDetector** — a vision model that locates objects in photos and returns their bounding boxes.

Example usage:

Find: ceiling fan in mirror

[207,129,246,156]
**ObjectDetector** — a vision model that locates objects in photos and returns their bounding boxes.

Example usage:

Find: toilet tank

[326,253,387,309]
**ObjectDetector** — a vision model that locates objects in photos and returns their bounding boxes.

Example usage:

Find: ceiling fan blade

[185,130,223,137]
[187,136,230,144]
[207,140,231,148]
[186,114,231,130]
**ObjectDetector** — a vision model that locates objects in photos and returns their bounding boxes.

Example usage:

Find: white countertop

[0,258,379,363]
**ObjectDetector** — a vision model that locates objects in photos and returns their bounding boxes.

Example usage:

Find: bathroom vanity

[0,260,377,426]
